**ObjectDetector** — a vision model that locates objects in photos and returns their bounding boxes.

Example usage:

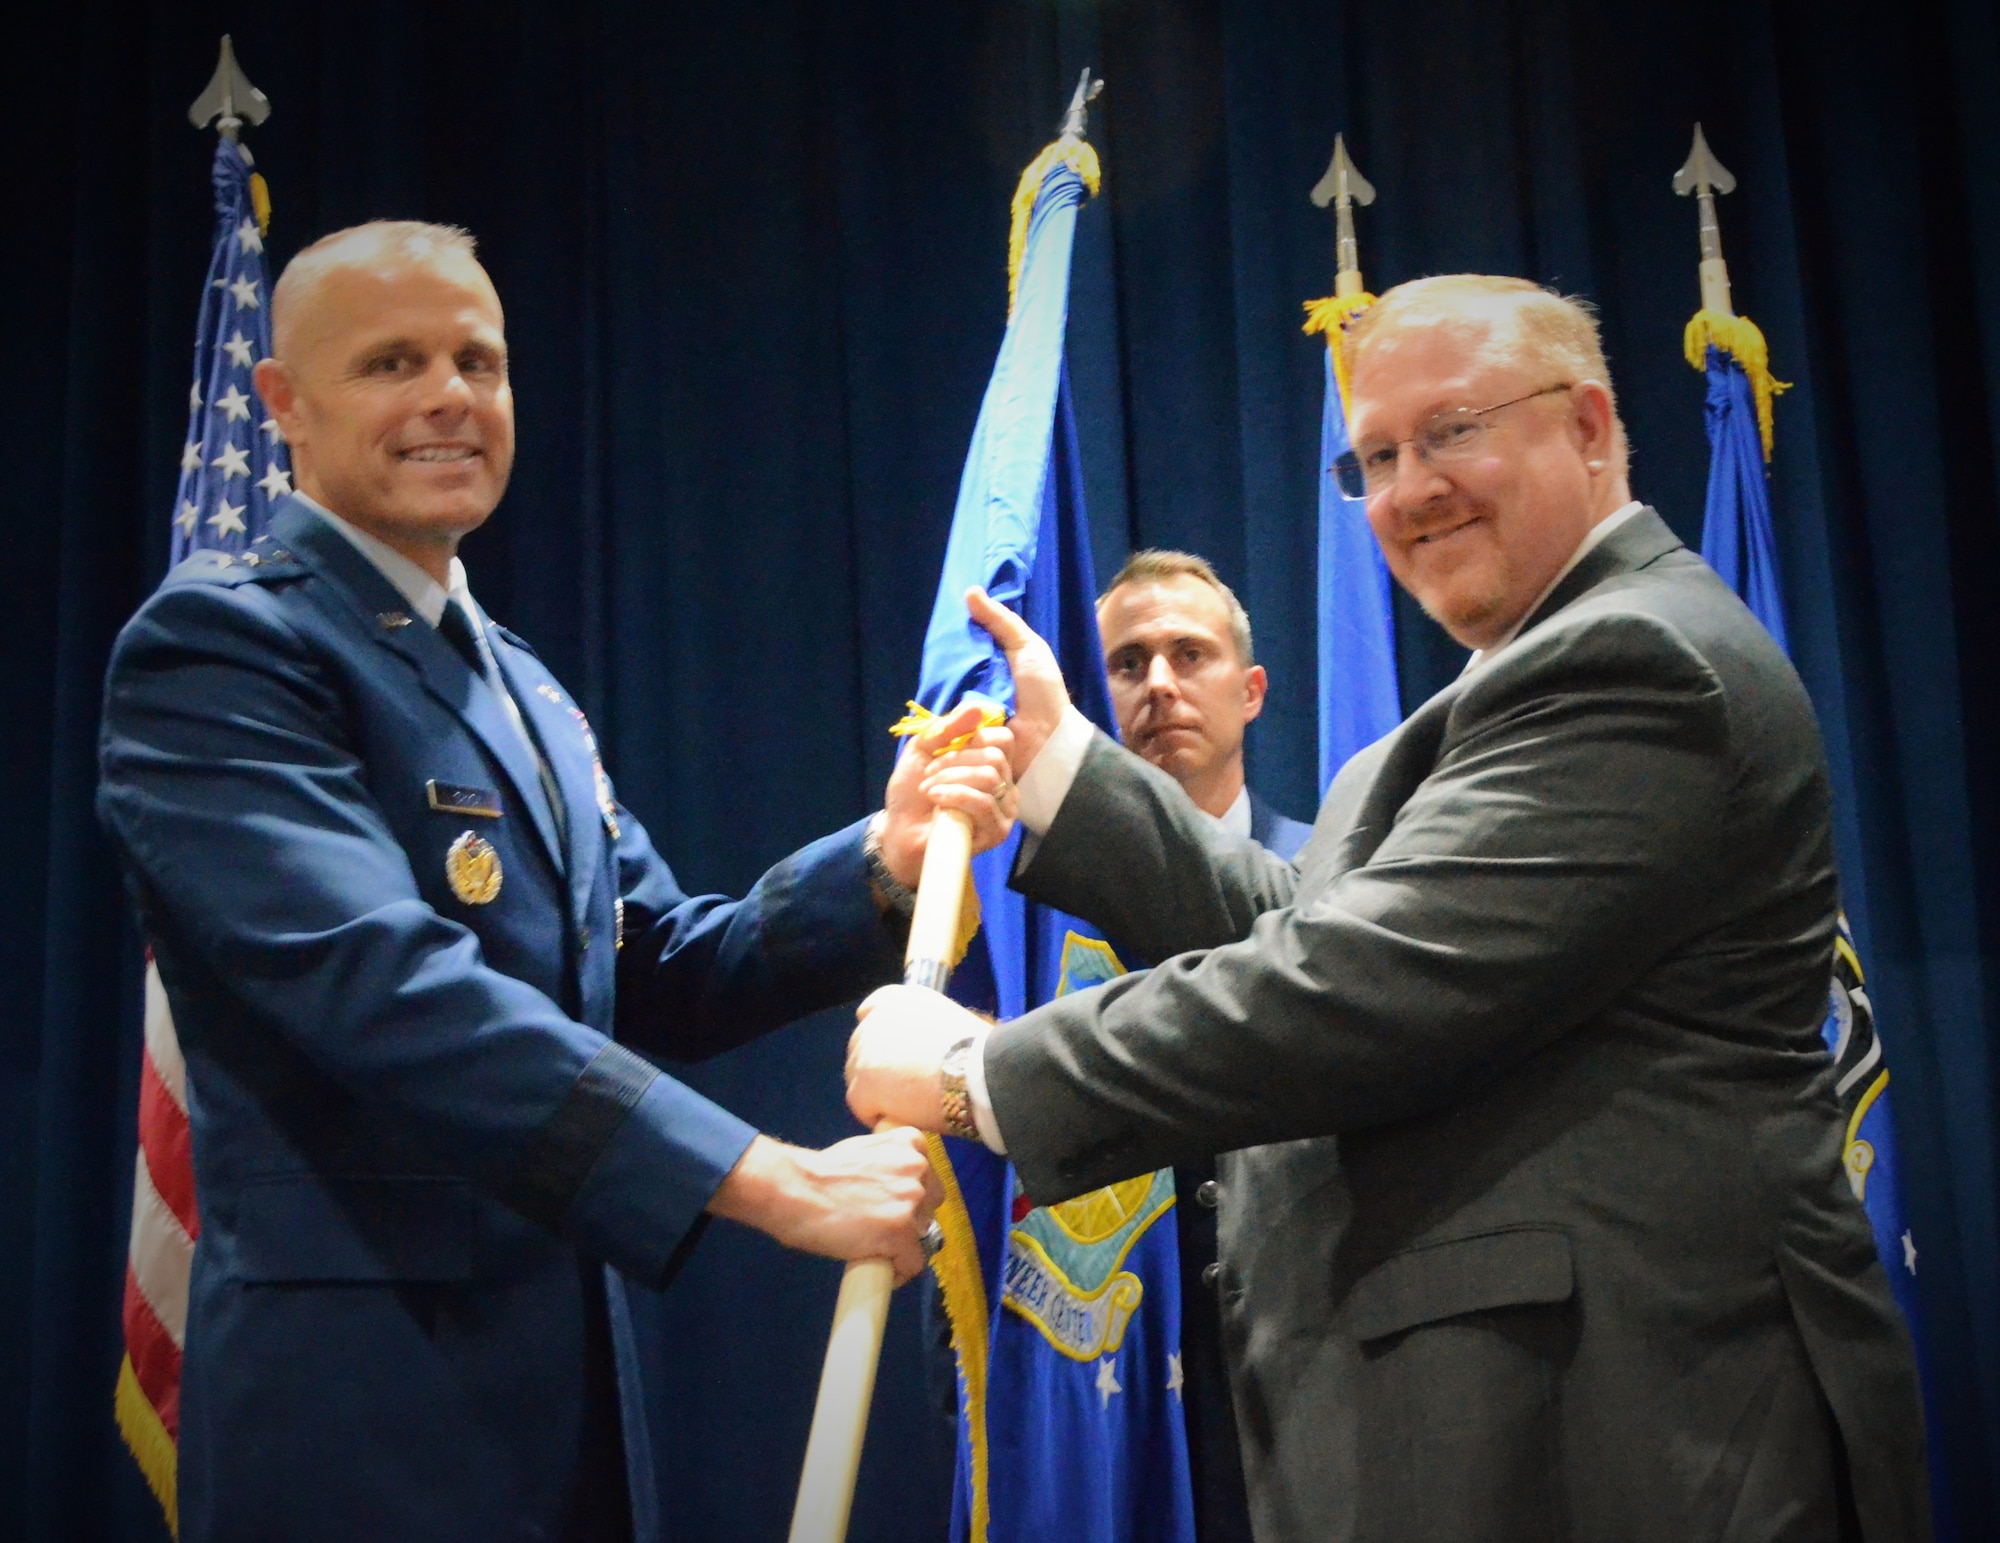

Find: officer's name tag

[426,780,502,819]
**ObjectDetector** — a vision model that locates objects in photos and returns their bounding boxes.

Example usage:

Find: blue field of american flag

[170,136,290,565]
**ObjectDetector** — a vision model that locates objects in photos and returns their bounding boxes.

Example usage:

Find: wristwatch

[863,812,916,917]
[939,1034,979,1142]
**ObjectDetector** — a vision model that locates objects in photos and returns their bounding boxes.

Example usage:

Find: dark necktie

[436,599,569,856]
[436,598,487,676]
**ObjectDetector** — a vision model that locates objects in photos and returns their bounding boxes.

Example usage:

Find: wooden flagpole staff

[787,807,977,1543]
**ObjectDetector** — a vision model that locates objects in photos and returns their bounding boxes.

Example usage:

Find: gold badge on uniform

[445,831,503,905]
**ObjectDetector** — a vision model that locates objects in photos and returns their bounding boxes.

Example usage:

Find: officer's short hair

[1098,550,1254,666]
[272,221,484,350]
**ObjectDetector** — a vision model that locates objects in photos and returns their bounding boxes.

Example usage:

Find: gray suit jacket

[986,510,1928,1543]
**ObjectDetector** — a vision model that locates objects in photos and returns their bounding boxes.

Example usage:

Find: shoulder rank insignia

[563,703,621,840]
[445,831,503,905]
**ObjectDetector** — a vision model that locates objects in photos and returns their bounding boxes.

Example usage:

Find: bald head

[254,221,514,583]
[271,221,491,357]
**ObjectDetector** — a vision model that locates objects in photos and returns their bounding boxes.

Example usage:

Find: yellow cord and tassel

[1303,290,1377,417]
[890,696,1007,1533]
[248,172,272,238]
[1684,310,1789,461]
[1007,138,1103,318]
[115,1354,179,1538]
[924,1134,993,1543]
[888,700,1005,967]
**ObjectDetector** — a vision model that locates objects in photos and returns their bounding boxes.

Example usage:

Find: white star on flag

[176,501,201,537]
[256,465,293,500]
[227,275,261,310]
[210,443,251,480]
[1902,1231,1918,1274]
[1165,1353,1184,1401]
[222,331,256,369]
[207,499,247,537]
[180,440,204,474]
[260,416,283,442]
[1095,1355,1122,1409]
[216,385,253,423]
[236,217,264,256]
[189,382,203,411]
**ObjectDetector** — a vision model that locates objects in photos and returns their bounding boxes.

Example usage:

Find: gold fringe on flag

[1007,139,1102,319]
[1683,310,1789,461]
[249,172,272,238]
[924,1134,994,1543]
[888,701,1004,967]
[115,1353,179,1539]
[1303,290,1377,418]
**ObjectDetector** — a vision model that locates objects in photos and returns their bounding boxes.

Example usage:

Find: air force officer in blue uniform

[97,221,1012,1543]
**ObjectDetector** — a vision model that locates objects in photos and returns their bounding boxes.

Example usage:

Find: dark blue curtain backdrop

[6,1,1998,1537]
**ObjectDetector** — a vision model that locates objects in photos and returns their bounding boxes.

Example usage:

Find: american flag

[115,131,289,1538]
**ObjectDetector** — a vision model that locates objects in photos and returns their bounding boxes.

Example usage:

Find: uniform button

[1195,1179,1220,1209]
[1201,1261,1222,1290]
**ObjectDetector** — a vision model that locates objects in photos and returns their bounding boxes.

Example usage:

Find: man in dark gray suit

[849,275,1929,1541]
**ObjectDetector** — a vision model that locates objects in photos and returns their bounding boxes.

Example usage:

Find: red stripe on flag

[138,1048,198,1240]
[122,1265,183,1440]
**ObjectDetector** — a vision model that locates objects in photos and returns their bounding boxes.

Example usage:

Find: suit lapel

[491,633,604,931]
[1311,507,1686,879]
[1510,505,1684,643]
[268,501,569,881]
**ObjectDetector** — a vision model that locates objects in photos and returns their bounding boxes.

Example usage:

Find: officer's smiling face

[258,245,515,577]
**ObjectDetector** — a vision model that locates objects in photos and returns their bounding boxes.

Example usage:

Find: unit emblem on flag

[445,832,503,905]
[1004,1167,1175,1361]
[1001,930,1178,1361]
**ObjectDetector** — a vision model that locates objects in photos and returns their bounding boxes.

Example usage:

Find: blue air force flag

[916,139,1196,1543]
[171,137,290,564]
[1693,338,1922,1335]
[1309,317,1401,789]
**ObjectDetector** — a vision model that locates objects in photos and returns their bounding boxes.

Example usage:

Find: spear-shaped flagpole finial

[189,35,271,140]
[1310,134,1377,299]
[1672,123,1737,316]
[1059,68,1104,141]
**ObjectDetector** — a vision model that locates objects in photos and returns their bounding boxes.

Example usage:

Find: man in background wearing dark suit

[1095,548,1308,1541]
[851,275,1929,1541]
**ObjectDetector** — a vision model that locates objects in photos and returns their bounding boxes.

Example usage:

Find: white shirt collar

[1216,783,1253,839]
[1464,500,1644,673]
[292,491,472,631]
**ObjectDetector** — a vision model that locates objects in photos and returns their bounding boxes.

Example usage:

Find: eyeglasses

[1331,383,1574,500]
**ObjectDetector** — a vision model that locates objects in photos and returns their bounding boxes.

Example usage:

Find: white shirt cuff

[1015,705,1093,835]
[963,1026,1007,1154]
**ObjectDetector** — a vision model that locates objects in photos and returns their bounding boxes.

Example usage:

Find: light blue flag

[915,137,1196,1543]
[1695,338,1933,1389]
[1314,344,1402,788]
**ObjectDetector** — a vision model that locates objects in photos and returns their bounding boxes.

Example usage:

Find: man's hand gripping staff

[788,692,1019,1543]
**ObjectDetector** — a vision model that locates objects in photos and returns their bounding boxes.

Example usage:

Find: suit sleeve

[986,613,1736,1204]
[1012,727,1302,957]
[98,579,864,1284]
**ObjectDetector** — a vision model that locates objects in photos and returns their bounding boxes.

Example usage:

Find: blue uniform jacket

[97,499,906,1542]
